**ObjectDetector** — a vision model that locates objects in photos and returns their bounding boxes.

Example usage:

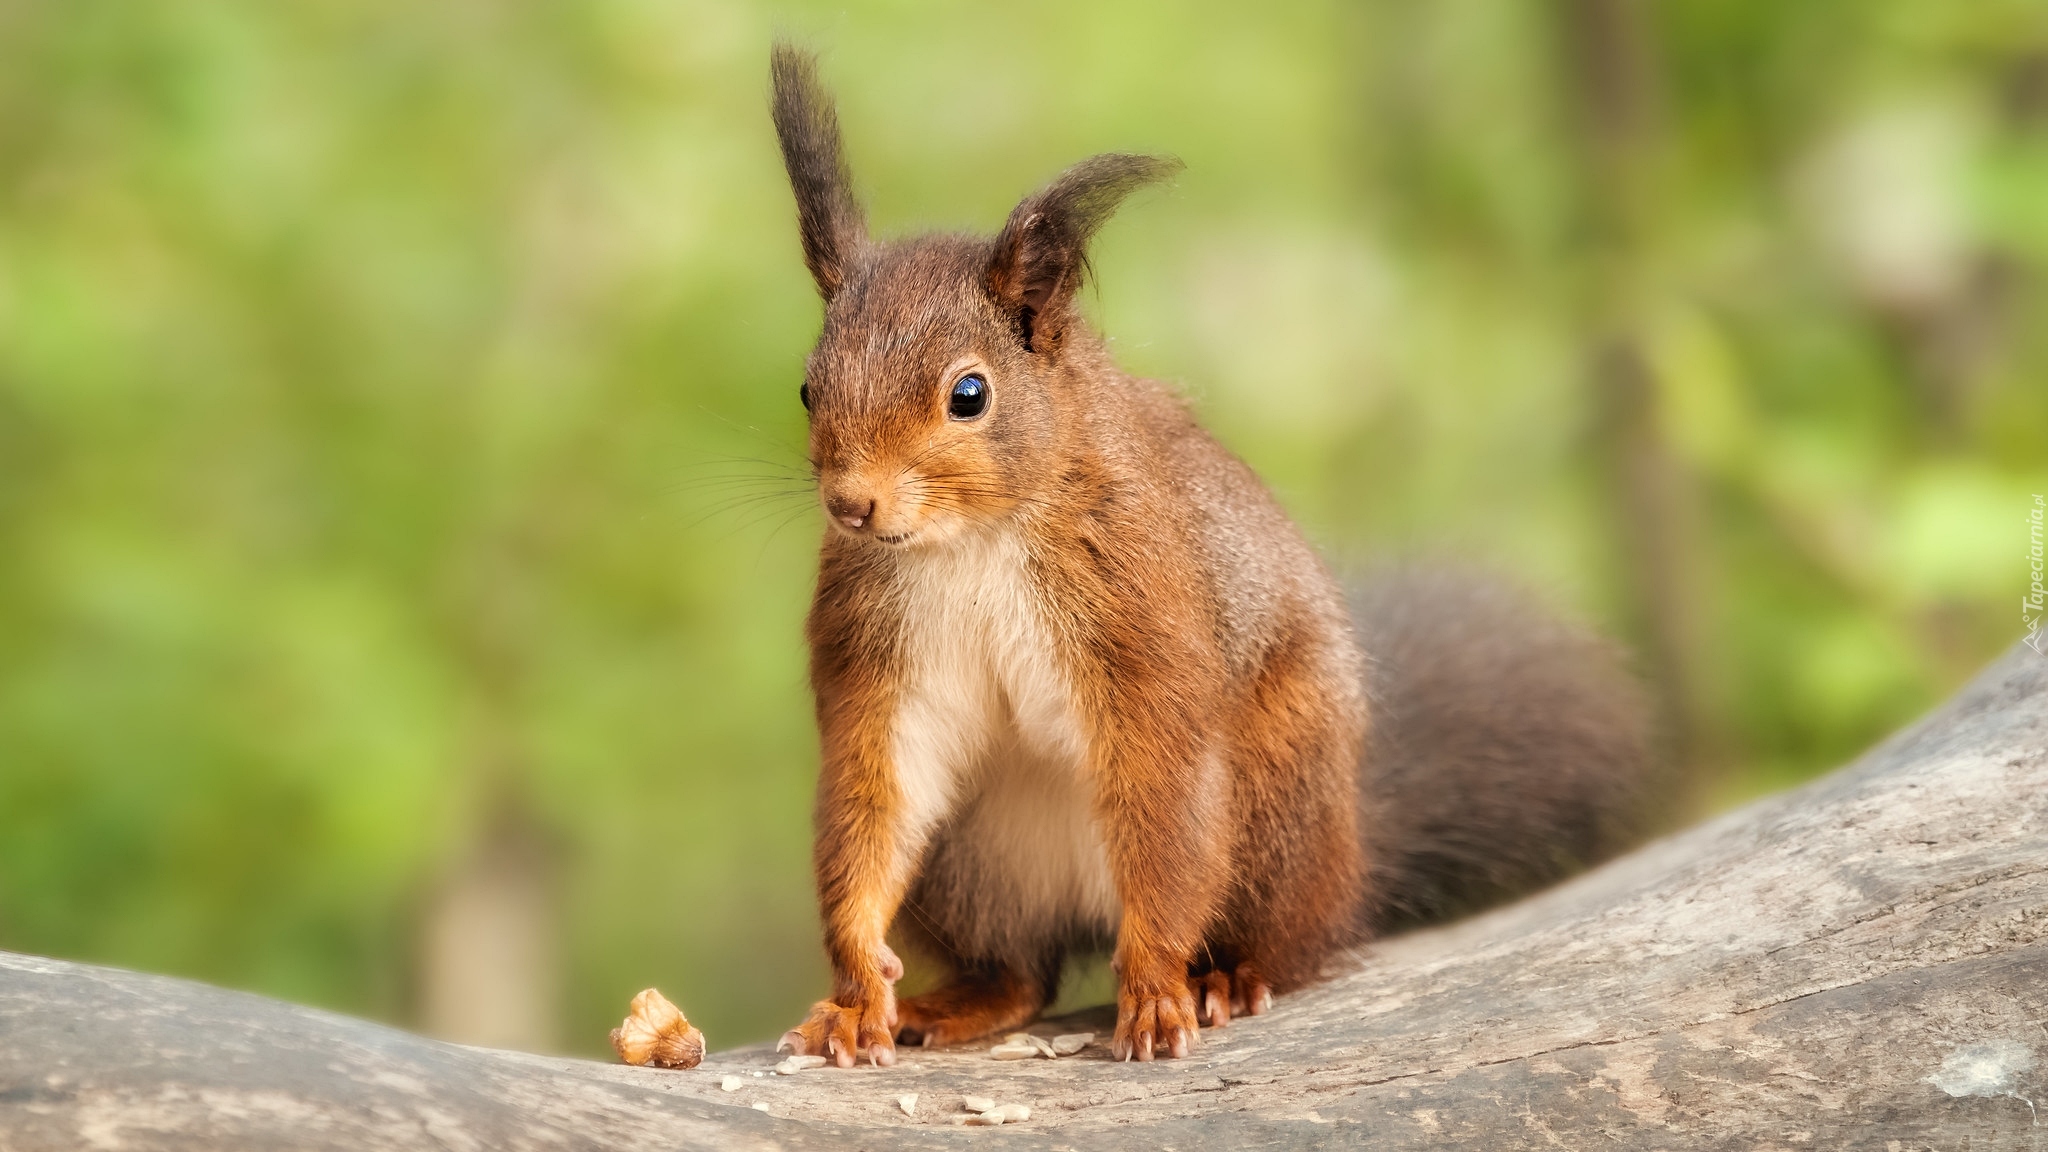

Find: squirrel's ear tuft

[770,43,867,298]
[987,153,1180,352]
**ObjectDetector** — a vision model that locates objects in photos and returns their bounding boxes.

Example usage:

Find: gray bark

[4,643,2045,1150]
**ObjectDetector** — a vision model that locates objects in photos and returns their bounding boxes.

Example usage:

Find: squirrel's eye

[799,382,812,412]
[948,373,988,421]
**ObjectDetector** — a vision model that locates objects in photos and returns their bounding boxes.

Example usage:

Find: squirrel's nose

[824,493,875,531]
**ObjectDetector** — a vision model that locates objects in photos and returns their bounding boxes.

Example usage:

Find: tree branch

[4,643,2044,1149]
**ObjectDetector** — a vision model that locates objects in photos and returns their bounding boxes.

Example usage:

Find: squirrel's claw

[1237,963,1273,1017]
[1197,971,1233,1027]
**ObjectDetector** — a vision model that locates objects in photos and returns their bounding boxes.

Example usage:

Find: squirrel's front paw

[1111,975,1200,1061]
[779,997,896,1067]
[777,944,903,1067]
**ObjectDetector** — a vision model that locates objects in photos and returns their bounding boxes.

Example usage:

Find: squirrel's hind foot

[893,968,1045,1049]
[1194,962,1272,1028]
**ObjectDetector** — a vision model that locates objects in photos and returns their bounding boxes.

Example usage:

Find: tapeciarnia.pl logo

[2027,494,2045,655]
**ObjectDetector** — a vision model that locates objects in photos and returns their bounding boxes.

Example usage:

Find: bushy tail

[1351,568,1662,933]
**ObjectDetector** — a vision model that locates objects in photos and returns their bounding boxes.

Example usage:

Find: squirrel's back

[1085,374,1660,938]
[1351,568,1660,933]
[1112,370,1357,681]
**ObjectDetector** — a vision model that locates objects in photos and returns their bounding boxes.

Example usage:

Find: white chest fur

[885,531,1121,942]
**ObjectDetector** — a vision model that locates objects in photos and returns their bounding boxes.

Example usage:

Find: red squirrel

[766,44,1656,1065]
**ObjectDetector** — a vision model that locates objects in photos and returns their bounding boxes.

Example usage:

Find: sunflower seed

[897,1093,918,1116]
[962,1096,997,1113]
[1051,1032,1094,1055]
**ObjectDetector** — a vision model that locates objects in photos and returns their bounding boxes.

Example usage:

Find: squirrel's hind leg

[1189,618,1369,1025]
[894,961,1052,1048]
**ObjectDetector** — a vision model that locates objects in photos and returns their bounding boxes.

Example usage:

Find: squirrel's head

[770,43,1177,549]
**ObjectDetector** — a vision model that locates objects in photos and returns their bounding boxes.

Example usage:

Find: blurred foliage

[1,0,2043,1054]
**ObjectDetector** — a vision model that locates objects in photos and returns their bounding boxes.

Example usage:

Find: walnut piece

[609,988,704,1069]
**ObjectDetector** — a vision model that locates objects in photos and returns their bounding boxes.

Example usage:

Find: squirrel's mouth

[872,531,915,546]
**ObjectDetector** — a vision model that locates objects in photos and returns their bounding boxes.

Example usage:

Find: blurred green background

[2,0,2044,1056]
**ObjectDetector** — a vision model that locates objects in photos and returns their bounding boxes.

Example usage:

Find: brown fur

[764,43,1656,1065]
[1352,568,1659,931]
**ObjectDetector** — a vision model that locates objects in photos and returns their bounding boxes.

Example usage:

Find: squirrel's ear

[987,153,1180,352]
[771,43,867,298]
